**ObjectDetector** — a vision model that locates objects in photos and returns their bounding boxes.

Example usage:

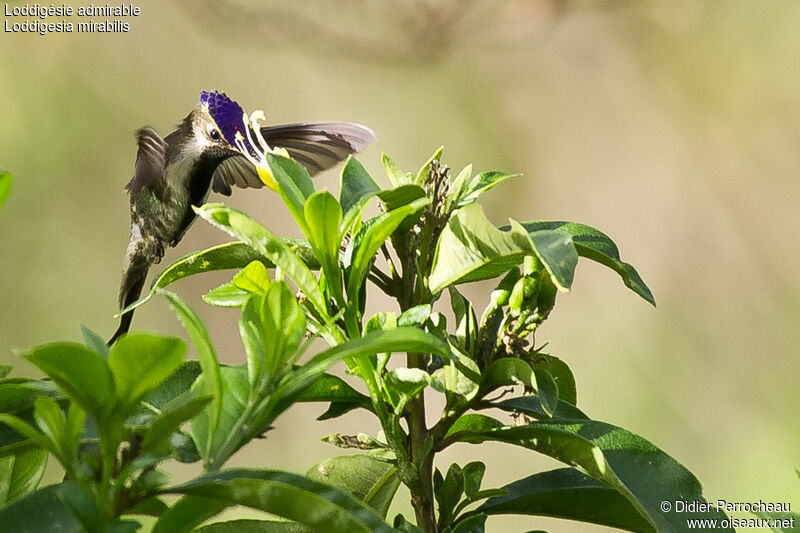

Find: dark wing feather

[261,122,375,175]
[212,155,262,196]
[211,122,375,195]
[126,128,167,195]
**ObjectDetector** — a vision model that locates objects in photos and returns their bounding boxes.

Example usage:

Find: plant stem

[407,352,437,532]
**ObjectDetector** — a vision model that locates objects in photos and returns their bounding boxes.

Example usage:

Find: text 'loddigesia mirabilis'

[4,3,141,35]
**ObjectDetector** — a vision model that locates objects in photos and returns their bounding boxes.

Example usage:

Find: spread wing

[126,128,167,195]
[212,122,375,196]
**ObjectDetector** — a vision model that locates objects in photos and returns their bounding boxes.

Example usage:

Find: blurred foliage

[2,0,798,530]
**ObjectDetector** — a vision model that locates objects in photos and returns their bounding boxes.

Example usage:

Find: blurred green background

[1,0,798,530]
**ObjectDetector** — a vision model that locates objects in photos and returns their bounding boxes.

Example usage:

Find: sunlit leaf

[141,394,213,452]
[163,469,396,533]
[120,241,317,316]
[190,366,248,465]
[429,204,531,294]
[232,260,271,295]
[0,170,11,211]
[305,191,344,303]
[414,146,443,186]
[159,291,222,439]
[513,221,655,306]
[22,344,115,422]
[381,153,411,188]
[203,282,249,308]
[340,156,379,224]
[446,421,729,532]
[347,197,429,309]
[455,170,520,208]
[108,333,185,416]
[307,454,400,518]
[196,520,310,532]
[268,153,314,235]
[196,204,327,318]
[475,468,654,532]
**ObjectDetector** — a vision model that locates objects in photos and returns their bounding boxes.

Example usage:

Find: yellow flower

[234,111,290,191]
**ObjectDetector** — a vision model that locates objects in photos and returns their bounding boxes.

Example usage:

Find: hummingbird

[109,90,374,345]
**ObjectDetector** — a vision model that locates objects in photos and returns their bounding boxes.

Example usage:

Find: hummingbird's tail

[108,259,150,346]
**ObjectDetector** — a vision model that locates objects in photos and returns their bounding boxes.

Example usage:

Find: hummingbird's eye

[207,123,222,141]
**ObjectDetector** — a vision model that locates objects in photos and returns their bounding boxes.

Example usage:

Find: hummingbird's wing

[211,122,375,196]
[125,128,168,195]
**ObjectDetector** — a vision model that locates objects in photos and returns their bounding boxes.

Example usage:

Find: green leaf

[272,327,449,423]
[535,354,576,406]
[381,153,411,188]
[431,205,581,294]
[80,326,109,360]
[203,282,250,307]
[462,462,486,500]
[142,361,202,411]
[448,421,730,532]
[431,357,480,408]
[475,468,654,532]
[532,368,558,418]
[414,146,443,186]
[491,395,587,421]
[233,260,271,295]
[515,221,655,306]
[0,170,11,211]
[0,378,59,417]
[456,171,520,208]
[398,304,431,327]
[32,396,81,466]
[386,368,430,415]
[752,510,800,532]
[141,394,213,452]
[0,413,56,458]
[255,282,307,382]
[377,184,427,212]
[481,358,535,391]
[268,153,315,235]
[340,156,379,217]
[450,513,486,533]
[294,372,373,420]
[512,220,577,292]
[163,469,397,533]
[196,204,327,318]
[347,197,430,307]
[120,241,317,316]
[23,344,115,422]
[434,463,463,524]
[108,333,185,416]
[449,287,477,352]
[307,454,400,518]
[312,327,449,372]
[429,204,532,294]
[197,520,311,533]
[444,414,504,439]
[190,366,248,464]
[305,191,344,303]
[152,494,227,533]
[0,448,47,506]
[169,431,201,463]
[0,483,81,532]
[160,290,223,438]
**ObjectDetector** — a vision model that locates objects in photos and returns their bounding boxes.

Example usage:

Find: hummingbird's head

[181,91,250,160]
